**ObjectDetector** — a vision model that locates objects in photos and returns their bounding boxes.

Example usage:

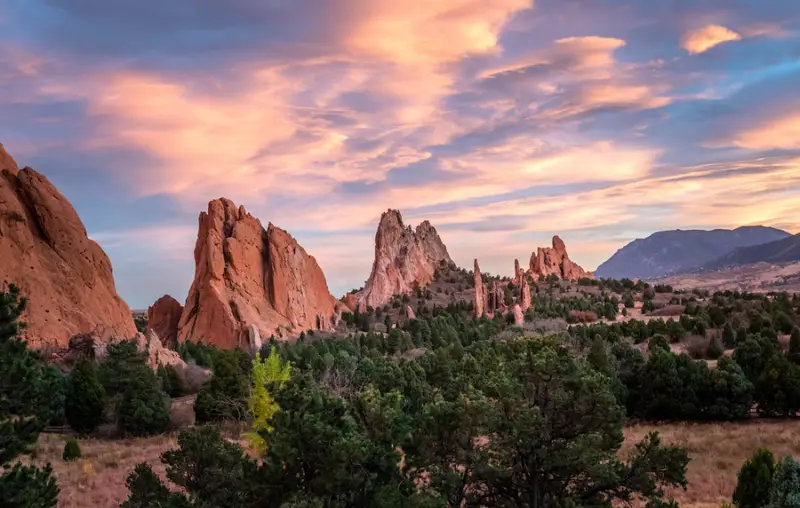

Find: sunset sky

[2,0,800,309]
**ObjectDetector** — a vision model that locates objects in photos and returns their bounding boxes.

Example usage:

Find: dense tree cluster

[125,330,689,507]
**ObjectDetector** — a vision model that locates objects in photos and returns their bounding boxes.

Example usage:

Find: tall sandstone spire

[177,198,336,349]
[474,259,485,317]
[357,209,451,309]
[0,144,136,347]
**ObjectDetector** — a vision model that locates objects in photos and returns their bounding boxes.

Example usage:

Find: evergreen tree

[118,365,171,436]
[99,340,147,396]
[723,323,736,349]
[65,358,106,434]
[788,328,800,365]
[195,350,249,422]
[769,456,800,508]
[733,448,775,508]
[0,284,59,508]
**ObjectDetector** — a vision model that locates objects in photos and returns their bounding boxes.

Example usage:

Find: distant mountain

[703,234,800,269]
[595,226,792,279]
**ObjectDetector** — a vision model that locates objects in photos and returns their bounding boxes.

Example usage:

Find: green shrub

[733,448,775,508]
[99,340,146,396]
[157,364,185,398]
[706,334,725,359]
[62,439,81,461]
[769,456,800,508]
[788,328,800,365]
[65,358,106,434]
[194,350,249,422]
[118,365,171,436]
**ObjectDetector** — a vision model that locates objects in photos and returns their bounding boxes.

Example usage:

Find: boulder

[528,235,594,281]
[177,198,337,349]
[146,295,183,348]
[357,209,451,309]
[0,147,137,348]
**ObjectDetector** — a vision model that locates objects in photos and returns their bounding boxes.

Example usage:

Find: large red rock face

[0,145,137,348]
[528,235,594,280]
[147,294,183,348]
[177,198,336,349]
[358,209,451,309]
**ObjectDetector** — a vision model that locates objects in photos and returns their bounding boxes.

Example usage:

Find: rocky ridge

[0,144,137,348]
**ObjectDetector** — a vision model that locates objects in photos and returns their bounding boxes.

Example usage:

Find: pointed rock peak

[474,258,481,273]
[178,198,336,348]
[0,143,19,174]
[358,209,452,308]
[552,235,566,252]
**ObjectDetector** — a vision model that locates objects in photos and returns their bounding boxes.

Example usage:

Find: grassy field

[28,420,800,507]
[623,420,800,507]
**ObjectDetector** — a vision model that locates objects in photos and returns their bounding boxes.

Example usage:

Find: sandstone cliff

[474,259,486,317]
[147,294,183,348]
[358,209,451,309]
[0,144,137,347]
[529,236,593,280]
[177,198,336,349]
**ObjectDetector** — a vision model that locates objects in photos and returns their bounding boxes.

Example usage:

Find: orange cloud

[730,114,800,150]
[682,25,742,54]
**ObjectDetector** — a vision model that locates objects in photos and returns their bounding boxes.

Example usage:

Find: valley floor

[30,419,800,508]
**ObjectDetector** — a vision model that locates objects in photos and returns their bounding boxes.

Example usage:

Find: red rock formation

[474,259,485,317]
[147,295,183,348]
[358,209,451,309]
[528,235,594,280]
[520,273,532,312]
[0,146,137,348]
[177,198,336,349]
[340,293,358,313]
[406,305,415,320]
[512,304,524,326]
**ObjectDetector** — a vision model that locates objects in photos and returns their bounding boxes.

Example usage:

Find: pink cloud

[681,25,742,54]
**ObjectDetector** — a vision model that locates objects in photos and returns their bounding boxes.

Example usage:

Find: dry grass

[28,419,800,507]
[623,420,800,507]
[30,433,178,508]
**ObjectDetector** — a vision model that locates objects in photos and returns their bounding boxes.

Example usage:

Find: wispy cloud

[1,0,799,307]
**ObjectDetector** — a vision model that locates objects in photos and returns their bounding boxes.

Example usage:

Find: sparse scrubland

[4,271,800,507]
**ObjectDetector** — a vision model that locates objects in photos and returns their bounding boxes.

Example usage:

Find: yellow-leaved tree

[245,349,291,453]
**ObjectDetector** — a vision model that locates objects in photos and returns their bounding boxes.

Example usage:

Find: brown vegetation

[622,420,800,507]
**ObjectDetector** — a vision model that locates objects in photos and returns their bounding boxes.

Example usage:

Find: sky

[2,0,800,309]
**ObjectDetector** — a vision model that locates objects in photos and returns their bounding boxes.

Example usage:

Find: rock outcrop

[177,198,337,349]
[147,295,183,348]
[0,145,137,348]
[406,305,415,320]
[358,209,451,309]
[474,259,486,317]
[528,236,593,281]
[512,304,524,326]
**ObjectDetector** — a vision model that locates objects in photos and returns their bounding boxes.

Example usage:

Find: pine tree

[0,284,59,507]
[118,365,171,436]
[723,323,736,349]
[65,358,106,434]
[733,448,775,508]
[788,328,800,365]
